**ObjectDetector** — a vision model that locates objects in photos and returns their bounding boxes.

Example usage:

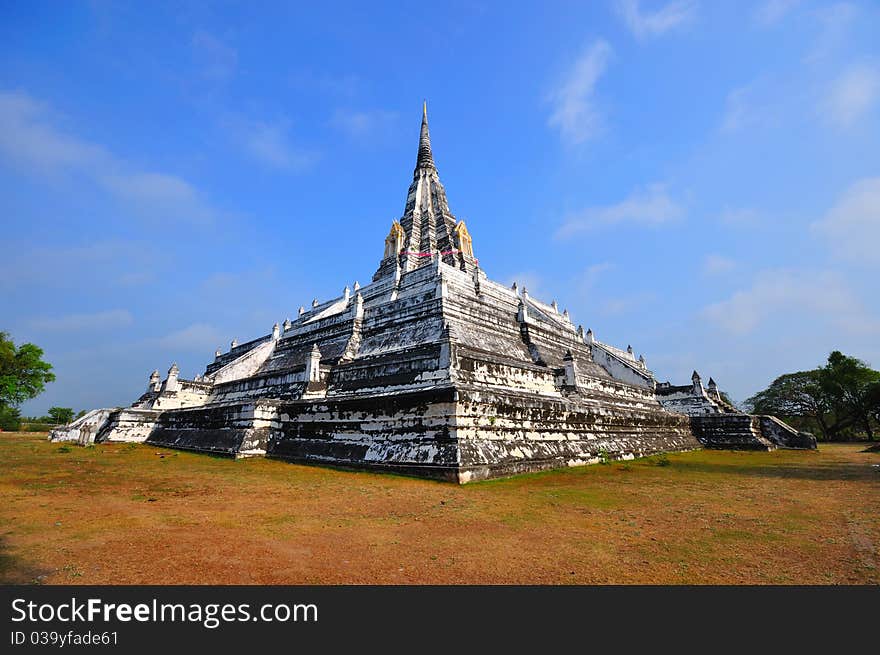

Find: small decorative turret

[563,309,570,321]
[214,348,222,359]
[283,318,292,331]
[707,377,721,401]
[639,354,646,367]
[166,362,180,392]
[343,286,350,302]
[298,306,305,316]
[231,339,238,349]
[627,345,634,358]
[551,300,558,312]
[586,328,594,344]
[511,281,518,292]
[521,287,529,301]
[354,291,364,319]
[149,369,160,392]
[353,281,360,291]
[563,350,578,387]
[692,370,704,395]
[577,325,585,339]
[306,343,322,382]
[312,298,319,308]
[272,322,280,340]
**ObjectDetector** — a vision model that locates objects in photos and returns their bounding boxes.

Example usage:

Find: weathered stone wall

[146,401,279,458]
[453,386,699,482]
[690,414,775,450]
[49,408,117,445]
[268,387,461,481]
[758,415,817,449]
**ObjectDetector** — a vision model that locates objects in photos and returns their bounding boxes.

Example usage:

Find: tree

[48,407,75,425]
[820,351,880,441]
[746,351,880,441]
[0,404,21,431]
[745,370,840,440]
[0,332,55,408]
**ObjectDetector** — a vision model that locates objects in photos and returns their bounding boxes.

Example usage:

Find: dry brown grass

[1,432,877,584]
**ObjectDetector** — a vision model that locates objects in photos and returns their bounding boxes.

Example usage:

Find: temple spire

[416,100,435,171]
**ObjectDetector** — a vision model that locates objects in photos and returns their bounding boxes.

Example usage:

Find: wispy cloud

[701,269,877,335]
[718,207,762,226]
[811,176,880,265]
[753,0,801,27]
[615,0,698,39]
[547,40,612,145]
[703,254,736,275]
[600,292,656,317]
[330,108,398,141]
[579,262,613,290]
[503,271,543,297]
[227,117,315,170]
[0,90,218,223]
[28,309,134,332]
[0,239,161,292]
[556,184,684,237]
[821,62,880,127]
[153,323,227,353]
[192,30,238,81]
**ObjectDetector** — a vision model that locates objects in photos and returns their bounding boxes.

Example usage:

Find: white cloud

[701,269,877,335]
[0,240,160,292]
[600,292,656,317]
[753,0,801,27]
[504,271,543,297]
[556,184,683,237]
[811,177,880,265]
[192,31,238,80]
[28,309,133,332]
[805,2,858,64]
[330,108,398,140]
[703,254,736,275]
[0,90,217,223]
[547,40,612,145]
[154,323,226,353]
[615,0,698,39]
[821,63,880,127]
[579,262,613,289]
[718,207,761,226]
[229,118,314,171]
[720,80,786,133]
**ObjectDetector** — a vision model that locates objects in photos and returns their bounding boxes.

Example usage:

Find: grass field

[1,432,877,584]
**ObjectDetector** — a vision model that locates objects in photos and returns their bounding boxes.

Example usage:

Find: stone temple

[51,104,815,482]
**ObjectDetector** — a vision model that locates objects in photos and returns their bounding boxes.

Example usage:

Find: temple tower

[374,103,479,280]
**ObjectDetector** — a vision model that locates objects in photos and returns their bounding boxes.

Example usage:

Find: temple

[50,104,815,482]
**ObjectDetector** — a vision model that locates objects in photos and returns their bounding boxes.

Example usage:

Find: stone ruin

[50,103,815,482]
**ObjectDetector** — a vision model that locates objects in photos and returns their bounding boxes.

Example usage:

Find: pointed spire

[416,101,435,171]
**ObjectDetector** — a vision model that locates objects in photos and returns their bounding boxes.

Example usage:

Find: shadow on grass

[671,459,878,482]
[0,536,49,585]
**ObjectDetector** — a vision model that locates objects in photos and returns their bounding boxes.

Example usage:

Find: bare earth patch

[1,433,877,584]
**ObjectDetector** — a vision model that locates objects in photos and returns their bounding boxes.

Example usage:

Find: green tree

[0,332,55,408]
[820,351,880,441]
[0,404,21,431]
[47,407,75,425]
[745,370,840,440]
[746,351,880,441]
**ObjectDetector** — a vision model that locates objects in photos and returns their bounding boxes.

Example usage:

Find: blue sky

[1,0,878,415]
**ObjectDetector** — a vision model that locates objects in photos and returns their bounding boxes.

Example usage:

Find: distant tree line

[745,351,880,442]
